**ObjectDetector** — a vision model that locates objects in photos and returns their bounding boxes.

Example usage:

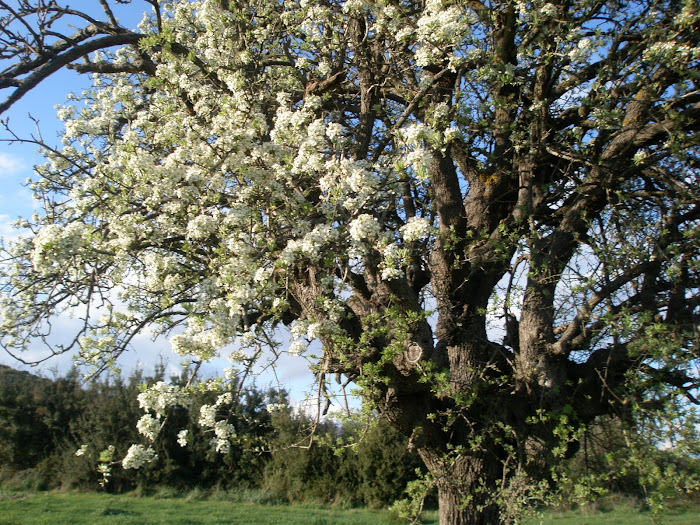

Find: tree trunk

[420,450,502,525]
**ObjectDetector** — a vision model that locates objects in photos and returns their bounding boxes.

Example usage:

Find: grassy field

[520,500,700,525]
[0,491,393,525]
[1,491,699,524]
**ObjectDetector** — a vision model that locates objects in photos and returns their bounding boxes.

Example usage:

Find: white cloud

[0,152,26,176]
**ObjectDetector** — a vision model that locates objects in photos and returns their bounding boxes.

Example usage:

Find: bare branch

[0,31,144,114]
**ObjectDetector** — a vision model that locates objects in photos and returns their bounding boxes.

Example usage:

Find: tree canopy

[1,1,699,523]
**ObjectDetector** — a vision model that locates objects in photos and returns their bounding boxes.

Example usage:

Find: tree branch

[0,31,144,115]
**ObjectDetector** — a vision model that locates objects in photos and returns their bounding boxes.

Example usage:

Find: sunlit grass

[1,491,698,525]
[0,491,394,525]
[520,496,700,525]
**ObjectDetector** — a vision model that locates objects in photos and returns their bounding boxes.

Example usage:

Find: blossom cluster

[122,444,157,469]
[30,222,91,276]
[412,0,476,67]
[380,243,406,281]
[318,158,384,211]
[199,404,218,427]
[279,225,339,266]
[186,213,220,240]
[266,402,286,413]
[211,420,237,454]
[567,37,595,63]
[137,382,191,417]
[198,392,237,454]
[348,214,382,244]
[289,339,308,356]
[395,123,438,178]
[170,332,219,360]
[286,316,344,355]
[136,413,161,441]
[644,41,700,63]
[401,217,434,243]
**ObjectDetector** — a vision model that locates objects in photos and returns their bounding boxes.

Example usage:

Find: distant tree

[0,364,287,492]
[67,369,156,491]
[163,380,281,490]
[1,1,699,523]
[71,368,282,492]
[555,404,700,513]
[350,418,426,508]
[0,365,83,473]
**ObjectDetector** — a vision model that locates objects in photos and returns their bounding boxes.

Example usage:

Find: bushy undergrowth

[0,364,423,509]
[1,364,698,515]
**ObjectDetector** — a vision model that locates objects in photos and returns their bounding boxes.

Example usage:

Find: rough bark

[420,451,503,525]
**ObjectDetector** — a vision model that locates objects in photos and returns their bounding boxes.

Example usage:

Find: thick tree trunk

[420,450,502,525]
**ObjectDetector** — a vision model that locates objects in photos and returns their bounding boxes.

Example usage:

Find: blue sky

[1,68,81,235]
[0,0,147,234]
[0,3,327,410]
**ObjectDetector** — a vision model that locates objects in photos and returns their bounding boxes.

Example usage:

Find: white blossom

[342,0,370,14]
[414,0,472,67]
[633,151,648,165]
[215,392,233,407]
[122,444,157,469]
[443,125,462,144]
[136,413,161,441]
[289,339,308,356]
[170,333,217,359]
[306,322,323,340]
[568,38,594,62]
[214,420,236,440]
[290,320,309,338]
[238,331,256,347]
[213,438,231,454]
[186,214,218,240]
[401,216,433,243]
[97,463,111,485]
[199,404,217,427]
[381,267,403,281]
[31,222,90,275]
[227,350,248,363]
[348,214,381,243]
[326,122,344,140]
[540,3,558,18]
[266,403,286,413]
[137,382,190,417]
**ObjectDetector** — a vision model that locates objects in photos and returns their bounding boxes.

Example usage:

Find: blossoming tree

[1,0,700,523]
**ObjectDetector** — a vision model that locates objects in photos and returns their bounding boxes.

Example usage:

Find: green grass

[0,491,395,525]
[519,496,700,525]
[1,491,699,525]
